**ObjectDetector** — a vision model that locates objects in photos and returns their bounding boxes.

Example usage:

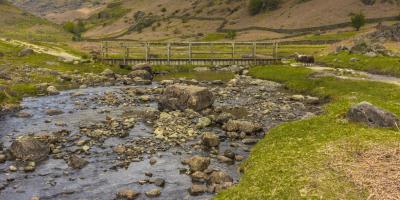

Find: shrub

[351,12,366,31]
[226,30,237,39]
[248,0,281,15]
[249,0,264,15]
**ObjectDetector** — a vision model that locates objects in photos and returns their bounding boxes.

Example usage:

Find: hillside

[9,0,110,23]
[10,0,400,41]
[0,1,71,42]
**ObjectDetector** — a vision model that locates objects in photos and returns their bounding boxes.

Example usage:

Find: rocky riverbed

[0,72,322,200]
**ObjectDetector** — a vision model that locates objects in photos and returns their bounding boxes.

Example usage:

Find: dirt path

[0,38,81,61]
[307,65,400,86]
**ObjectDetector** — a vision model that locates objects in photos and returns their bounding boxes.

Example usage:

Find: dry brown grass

[327,142,400,200]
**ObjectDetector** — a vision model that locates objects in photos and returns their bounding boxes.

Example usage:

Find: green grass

[318,52,400,77]
[0,40,130,105]
[303,31,358,41]
[200,33,227,42]
[216,65,400,199]
[279,44,327,57]
[83,3,131,30]
[0,2,71,42]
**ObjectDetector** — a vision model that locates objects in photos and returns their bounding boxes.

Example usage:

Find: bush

[226,31,237,39]
[63,21,86,35]
[249,0,281,15]
[351,12,366,31]
[249,0,264,15]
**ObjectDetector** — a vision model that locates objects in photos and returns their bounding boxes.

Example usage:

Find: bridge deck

[102,58,281,66]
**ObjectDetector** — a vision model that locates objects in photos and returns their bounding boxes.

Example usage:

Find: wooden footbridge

[99,41,281,66]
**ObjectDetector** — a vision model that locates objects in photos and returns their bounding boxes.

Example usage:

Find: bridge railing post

[188,42,192,65]
[252,42,257,65]
[210,43,214,66]
[231,42,235,65]
[167,43,171,65]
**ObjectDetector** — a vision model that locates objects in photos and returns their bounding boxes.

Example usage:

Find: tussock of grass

[216,65,400,199]
[318,52,400,77]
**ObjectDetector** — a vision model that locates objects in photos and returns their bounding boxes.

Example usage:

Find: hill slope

[10,0,110,24]
[0,1,71,42]
[9,0,400,41]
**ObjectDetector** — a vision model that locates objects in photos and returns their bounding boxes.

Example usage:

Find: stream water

[0,74,321,200]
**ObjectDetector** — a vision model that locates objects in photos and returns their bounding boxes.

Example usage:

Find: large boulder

[68,155,89,169]
[128,70,153,80]
[208,171,233,184]
[201,132,220,147]
[222,120,263,134]
[46,85,60,95]
[101,69,115,79]
[347,101,399,128]
[18,48,34,57]
[159,84,214,112]
[188,156,210,172]
[9,137,50,162]
[131,63,152,74]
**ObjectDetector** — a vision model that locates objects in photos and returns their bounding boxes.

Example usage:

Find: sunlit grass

[216,65,400,199]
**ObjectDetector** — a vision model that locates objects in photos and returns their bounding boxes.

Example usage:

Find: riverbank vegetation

[318,52,400,77]
[0,40,129,105]
[216,65,400,199]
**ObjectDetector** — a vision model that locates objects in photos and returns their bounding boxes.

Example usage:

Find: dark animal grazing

[294,53,315,65]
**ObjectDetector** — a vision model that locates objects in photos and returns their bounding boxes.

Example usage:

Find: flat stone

[117,188,140,200]
[145,188,161,197]
[189,184,208,195]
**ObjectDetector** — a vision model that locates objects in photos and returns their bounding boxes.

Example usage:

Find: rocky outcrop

[9,137,50,162]
[350,39,392,57]
[369,23,400,42]
[347,101,399,128]
[159,84,214,112]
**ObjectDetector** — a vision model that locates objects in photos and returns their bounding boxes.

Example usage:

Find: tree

[351,12,366,31]
[248,0,281,15]
[63,21,75,33]
[249,0,264,16]
[226,30,237,40]
[74,20,86,34]
[63,21,86,41]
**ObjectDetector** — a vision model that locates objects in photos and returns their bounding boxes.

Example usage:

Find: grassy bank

[0,40,129,105]
[318,52,400,77]
[216,65,400,199]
